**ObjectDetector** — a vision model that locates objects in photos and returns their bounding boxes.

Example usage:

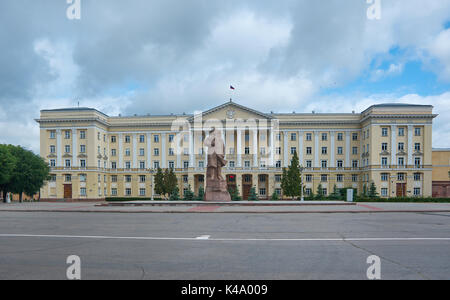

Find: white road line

[0,234,449,242]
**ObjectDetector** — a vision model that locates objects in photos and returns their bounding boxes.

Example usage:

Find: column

[161,133,167,169]
[391,125,397,166]
[298,131,304,166]
[345,132,350,168]
[118,133,123,168]
[330,132,335,168]
[72,129,78,167]
[283,131,289,167]
[270,129,274,167]
[132,133,137,169]
[237,129,242,167]
[147,132,152,169]
[189,130,195,168]
[314,131,320,168]
[253,129,258,167]
[56,129,62,167]
[407,125,413,166]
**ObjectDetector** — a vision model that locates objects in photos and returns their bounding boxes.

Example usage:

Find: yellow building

[36,101,437,200]
[432,148,450,197]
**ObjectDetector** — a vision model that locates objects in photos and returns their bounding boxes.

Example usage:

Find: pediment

[188,101,273,123]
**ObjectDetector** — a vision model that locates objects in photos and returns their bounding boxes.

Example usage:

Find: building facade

[432,148,450,198]
[36,102,437,200]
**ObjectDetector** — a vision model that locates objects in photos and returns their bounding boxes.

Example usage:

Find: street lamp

[300,166,304,202]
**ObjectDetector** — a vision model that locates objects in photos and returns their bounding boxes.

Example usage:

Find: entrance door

[396,183,406,197]
[64,184,72,199]
[242,174,252,200]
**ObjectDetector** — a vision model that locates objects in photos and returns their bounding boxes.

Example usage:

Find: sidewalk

[0,201,450,213]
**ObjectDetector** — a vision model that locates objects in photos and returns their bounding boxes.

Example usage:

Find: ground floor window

[80,188,86,196]
[111,188,118,196]
[259,188,266,196]
[139,188,146,196]
[275,189,281,196]
[381,188,388,197]
[305,188,312,196]
[125,188,132,196]
[414,188,421,196]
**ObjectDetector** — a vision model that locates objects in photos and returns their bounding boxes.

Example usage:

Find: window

[80,188,86,196]
[229,161,235,168]
[415,157,421,167]
[382,143,388,151]
[381,188,388,197]
[352,174,358,182]
[337,174,343,182]
[65,145,70,153]
[50,145,56,153]
[65,160,71,168]
[382,128,388,137]
[321,160,327,168]
[352,147,358,155]
[65,174,72,182]
[65,131,71,139]
[111,136,116,143]
[169,161,175,169]
[139,135,145,143]
[111,162,117,169]
[382,157,388,166]
[125,188,132,196]
[276,161,282,168]
[139,148,145,156]
[125,135,131,143]
[275,175,282,182]
[306,160,312,168]
[414,173,421,181]
[305,188,312,196]
[80,145,86,153]
[337,133,343,141]
[352,133,358,141]
[291,147,297,155]
[321,147,327,155]
[398,128,405,136]
[153,161,160,169]
[139,161,145,169]
[139,188,146,196]
[125,148,131,156]
[97,132,101,140]
[111,175,118,183]
[79,174,87,182]
[322,133,327,141]
[169,148,174,156]
[125,161,131,169]
[397,173,405,181]
[139,175,146,183]
[414,188,421,196]
[154,148,160,156]
[415,127,421,136]
[321,174,328,182]
[381,173,389,181]
[337,160,343,168]
[79,131,86,139]
[275,188,282,196]
[245,147,250,155]
[183,161,189,169]
[352,160,359,168]
[306,174,312,182]
[398,143,404,151]
[168,135,174,142]
[415,143,421,152]
[244,161,251,168]
[291,133,296,141]
[337,147,343,155]
[199,161,205,168]
[80,160,86,168]
[276,147,281,155]
[50,174,57,182]
[398,157,405,166]
[111,188,118,196]
[259,188,266,196]
[50,131,56,139]
[306,147,312,155]
[125,175,132,183]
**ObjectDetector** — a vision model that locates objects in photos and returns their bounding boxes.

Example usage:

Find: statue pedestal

[204,178,231,202]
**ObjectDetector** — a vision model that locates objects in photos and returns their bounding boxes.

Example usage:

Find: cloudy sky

[0,0,450,153]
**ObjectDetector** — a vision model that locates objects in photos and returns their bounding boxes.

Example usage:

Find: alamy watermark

[366,255,381,279]
[66,255,81,280]
[66,0,81,20]
[367,0,382,20]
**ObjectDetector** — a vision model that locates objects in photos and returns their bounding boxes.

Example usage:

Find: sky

[0,0,450,154]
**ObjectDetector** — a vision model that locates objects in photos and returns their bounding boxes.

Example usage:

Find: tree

[271,191,279,201]
[197,186,205,200]
[154,168,165,198]
[280,151,303,200]
[248,186,259,201]
[4,145,49,202]
[316,184,324,199]
[329,185,340,200]
[229,187,242,201]
[183,185,195,201]
[368,181,379,199]
[0,145,16,202]
[169,186,180,201]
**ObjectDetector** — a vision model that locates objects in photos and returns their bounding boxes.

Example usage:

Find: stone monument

[204,127,231,202]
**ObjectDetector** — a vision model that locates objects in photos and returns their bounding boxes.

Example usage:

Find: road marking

[357,204,384,211]
[0,234,449,242]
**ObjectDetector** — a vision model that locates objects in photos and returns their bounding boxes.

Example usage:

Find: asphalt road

[0,211,449,280]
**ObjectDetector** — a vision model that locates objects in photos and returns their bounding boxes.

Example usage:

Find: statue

[204,127,231,202]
